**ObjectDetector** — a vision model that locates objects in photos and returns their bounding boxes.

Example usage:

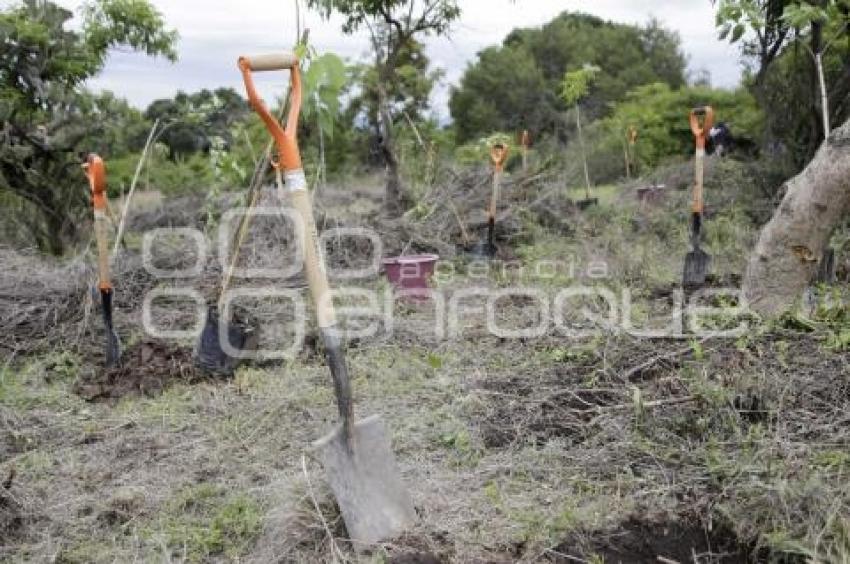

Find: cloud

[47,0,743,113]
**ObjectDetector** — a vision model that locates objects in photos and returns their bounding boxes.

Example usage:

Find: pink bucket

[382,254,439,291]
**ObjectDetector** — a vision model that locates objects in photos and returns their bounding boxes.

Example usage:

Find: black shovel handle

[689,211,703,248]
[100,288,120,367]
[321,329,354,439]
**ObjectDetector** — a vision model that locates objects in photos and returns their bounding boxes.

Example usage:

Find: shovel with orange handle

[472,142,509,258]
[83,154,121,367]
[683,106,714,289]
[237,51,416,545]
[520,130,530,172]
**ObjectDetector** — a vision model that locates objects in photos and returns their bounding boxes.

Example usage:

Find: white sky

[34,1,743,118]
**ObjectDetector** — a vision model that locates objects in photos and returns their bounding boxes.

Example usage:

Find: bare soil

[550,514,750,563]
[73,339,202,402]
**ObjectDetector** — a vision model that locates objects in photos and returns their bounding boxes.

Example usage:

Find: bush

[597,83,763,178]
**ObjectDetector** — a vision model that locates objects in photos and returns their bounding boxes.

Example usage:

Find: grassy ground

[1,170,849,563]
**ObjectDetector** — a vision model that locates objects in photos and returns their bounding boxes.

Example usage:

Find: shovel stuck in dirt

[84,154,121,367]
[194,187,260,376]
[683,106,714,290]
[238,51,416,545]
[471,142,509,259]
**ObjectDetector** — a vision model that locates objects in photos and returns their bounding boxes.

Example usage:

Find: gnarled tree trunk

[744,117,850,316]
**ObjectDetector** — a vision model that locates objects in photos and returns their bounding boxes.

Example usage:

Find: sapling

[782,2,849,140]
[561,64,601,200]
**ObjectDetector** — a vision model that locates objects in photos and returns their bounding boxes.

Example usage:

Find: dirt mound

[74,339,202,402]
[551,515,750,563]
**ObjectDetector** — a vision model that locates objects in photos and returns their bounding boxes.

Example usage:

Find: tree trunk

[743,117,850,316]
[376,82,403,216]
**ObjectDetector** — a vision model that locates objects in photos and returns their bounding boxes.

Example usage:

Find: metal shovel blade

[683,213,711,289]
[683,247,711,289]
[577,198,599,210]
[469,240,497,259]
[313,414,416,545]
[469,219,497,259]
[194,306,251,377]
[100,289,121,368]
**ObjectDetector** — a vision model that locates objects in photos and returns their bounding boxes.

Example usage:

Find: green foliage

[714,0,776,43]
[0,0,176,253]
[81,0,177,62]
[596,83,763,174]
[301,52,347,140]
[449,44,550,144]
[348,39,442,125]
[307,1,460,212]
[715,0,850,166]
[561,65,601,107]
[144,88,248,159]
[0,0,176,110]
[450,12,687,143]
[306,0,460,36]
[149,153,216,196]
[454,132,514,166]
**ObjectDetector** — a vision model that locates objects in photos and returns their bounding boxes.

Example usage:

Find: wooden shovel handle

[83,154,112,290]
[488,143,508,221]
[290,189,336,329]
[247,56,353,437]
[488,168,502,222]
[290,183,353,436]
[690,107,713,214]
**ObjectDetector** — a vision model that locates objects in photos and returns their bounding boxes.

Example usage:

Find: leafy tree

[144,88,249,159]
[715,0,850,161]
[781,2,849,136]
[450,12,687,143]
[758,38,849,168]
[714,0,794,83]
[449,44,551,145]
[0,0,176,254]
[306,0,461,215]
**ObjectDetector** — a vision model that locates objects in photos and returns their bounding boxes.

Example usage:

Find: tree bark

[744,117,850,316]
[376,81,403,216]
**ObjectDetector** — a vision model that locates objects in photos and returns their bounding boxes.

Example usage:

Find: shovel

[84,154,121,367]
[683,106,714,289]
[520,130,529,173]
[238,51,416,545]
[471,142,509,259]
[194,185,260,376]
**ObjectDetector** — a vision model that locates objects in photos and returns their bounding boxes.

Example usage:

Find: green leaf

[731,23,746,43]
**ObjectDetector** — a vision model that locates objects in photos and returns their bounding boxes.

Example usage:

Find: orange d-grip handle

[238,53,302,171]
[490,143,509,172]
[83,154,107,211]
[689,106,715,150]
[83,154,112,290]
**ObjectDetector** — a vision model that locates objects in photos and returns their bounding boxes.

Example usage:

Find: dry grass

[1,161,849,563]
